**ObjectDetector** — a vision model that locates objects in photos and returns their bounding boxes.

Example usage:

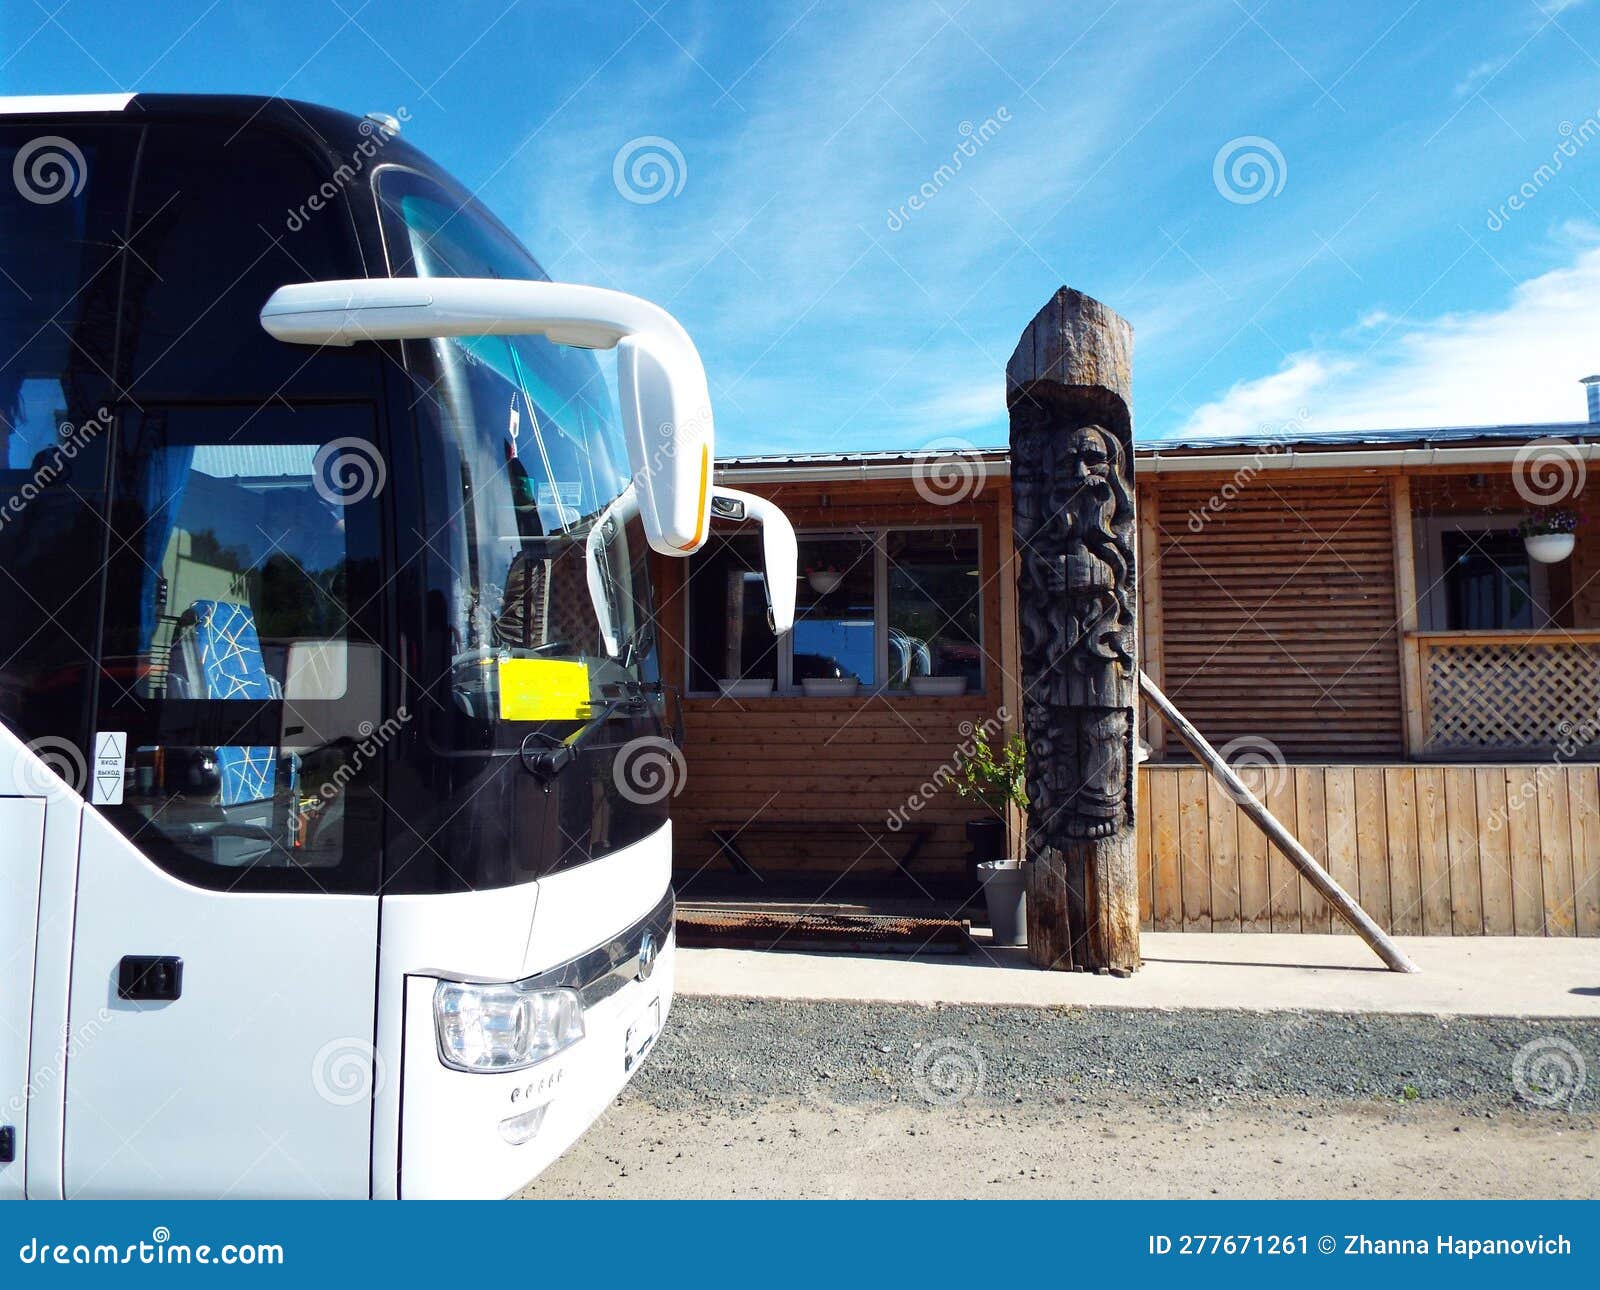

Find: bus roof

[0,93,136,114]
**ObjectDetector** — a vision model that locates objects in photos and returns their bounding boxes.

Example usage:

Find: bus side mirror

[259,277,713,556]
[709,487,795,635]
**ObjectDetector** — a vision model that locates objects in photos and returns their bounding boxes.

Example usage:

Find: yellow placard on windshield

[498,658,592,722]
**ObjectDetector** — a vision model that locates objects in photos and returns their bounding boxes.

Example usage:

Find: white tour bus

[0,93,795,1199]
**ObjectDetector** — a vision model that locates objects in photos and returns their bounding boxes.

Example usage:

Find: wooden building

[654,421,1600,937]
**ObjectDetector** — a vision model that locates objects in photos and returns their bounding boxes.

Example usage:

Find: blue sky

[6,0,1600,452]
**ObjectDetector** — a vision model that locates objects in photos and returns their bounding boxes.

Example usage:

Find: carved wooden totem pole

[1008,288,1140,975]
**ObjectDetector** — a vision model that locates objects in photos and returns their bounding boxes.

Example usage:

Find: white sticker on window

[537,482,584,529]
[91,731,125,805]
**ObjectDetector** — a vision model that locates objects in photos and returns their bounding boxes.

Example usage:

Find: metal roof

[717,420,1599,470]
[1144,420,1598,453]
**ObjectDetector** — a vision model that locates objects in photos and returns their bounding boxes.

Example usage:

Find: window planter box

[908,675,967,697]
[800,677,859,697]
[718,678,775,698]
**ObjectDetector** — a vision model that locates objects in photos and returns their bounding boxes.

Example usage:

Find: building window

[684,526,983,694]
[685,533,780,693]
[794,534,877,684]
[1442,529,1538,630]
[1417,518,1553,631]
[885,528,983,687]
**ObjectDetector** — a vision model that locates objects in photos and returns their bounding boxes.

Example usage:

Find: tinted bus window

[96,405,385,893]
[119,123,377,403]
[0,124,136,765]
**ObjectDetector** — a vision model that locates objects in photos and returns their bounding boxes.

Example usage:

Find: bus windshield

[378,168,655,720]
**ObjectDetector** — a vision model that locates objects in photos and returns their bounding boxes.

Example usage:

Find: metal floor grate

[677,904,971,954]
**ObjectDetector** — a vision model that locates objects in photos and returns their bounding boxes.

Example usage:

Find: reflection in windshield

[381,170,654,720]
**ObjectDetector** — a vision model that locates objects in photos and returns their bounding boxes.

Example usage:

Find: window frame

[1415,514,1553,632]
[683,522,986,698]
[93,403,389,896]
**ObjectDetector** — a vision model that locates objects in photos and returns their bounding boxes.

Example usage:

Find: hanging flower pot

[1525,532,1575,563]
[1519,510,1580,564]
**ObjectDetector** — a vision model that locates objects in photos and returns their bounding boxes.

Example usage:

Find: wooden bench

[705,820,936,887]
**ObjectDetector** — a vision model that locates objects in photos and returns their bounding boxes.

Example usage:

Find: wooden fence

[1138,763,1600,936]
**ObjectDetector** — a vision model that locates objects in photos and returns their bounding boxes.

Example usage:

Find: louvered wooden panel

[1153,477,1403,757]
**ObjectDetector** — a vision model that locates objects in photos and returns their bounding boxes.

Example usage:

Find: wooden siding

[656,477,1010,885]
[1146,475,1404,758]
[1140,763,1600,936]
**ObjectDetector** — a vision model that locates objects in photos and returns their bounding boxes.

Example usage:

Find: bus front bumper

[397,900,676,1200]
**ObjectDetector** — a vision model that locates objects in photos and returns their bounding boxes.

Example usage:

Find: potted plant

[805,563,843,594]
[1520,509,1580,563]
[955,728,1029,945]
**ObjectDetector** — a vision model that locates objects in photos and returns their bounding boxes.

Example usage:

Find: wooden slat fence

[1140,763,1600,936]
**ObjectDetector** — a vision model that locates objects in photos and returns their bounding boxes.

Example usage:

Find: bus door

[62,404,387,1198]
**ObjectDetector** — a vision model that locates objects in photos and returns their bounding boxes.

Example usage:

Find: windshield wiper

[518,685,650,781]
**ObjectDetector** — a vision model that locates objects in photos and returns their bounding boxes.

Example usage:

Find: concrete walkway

[676,932,1600,1017]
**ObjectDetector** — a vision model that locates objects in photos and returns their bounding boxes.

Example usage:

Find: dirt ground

[526,1095,1599,1200]
[521,999,1600,1200]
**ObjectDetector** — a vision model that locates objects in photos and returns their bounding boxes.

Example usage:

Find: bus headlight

[433,980,585,1072]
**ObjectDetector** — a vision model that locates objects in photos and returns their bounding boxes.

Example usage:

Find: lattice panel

[1423,642,1600,753]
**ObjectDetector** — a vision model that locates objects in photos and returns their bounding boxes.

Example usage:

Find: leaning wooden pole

[1009,289,1141,976]
[1139,672,1420,974]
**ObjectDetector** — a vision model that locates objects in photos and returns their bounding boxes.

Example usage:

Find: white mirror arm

[585,485,640,658]
[259,277,696,352]
[259,277,713,560]
[710,487,797,635]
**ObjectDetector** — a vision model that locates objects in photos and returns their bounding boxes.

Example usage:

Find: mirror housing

[708,486,796,635]
[260,277,712,556]
[584,484,795,660]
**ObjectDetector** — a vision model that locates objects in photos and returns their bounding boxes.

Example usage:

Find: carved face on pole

[1010,403,1136,846]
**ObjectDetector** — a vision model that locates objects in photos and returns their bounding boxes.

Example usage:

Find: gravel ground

[629,998,1600,1112]
[520,998,1600,1200]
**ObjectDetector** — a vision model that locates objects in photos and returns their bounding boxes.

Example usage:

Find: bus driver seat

[166,599,297,864]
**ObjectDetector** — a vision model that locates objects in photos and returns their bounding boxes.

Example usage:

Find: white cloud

[1453,60,1503,99]
[1171,239,1600,440]
[899,377,1008,440]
